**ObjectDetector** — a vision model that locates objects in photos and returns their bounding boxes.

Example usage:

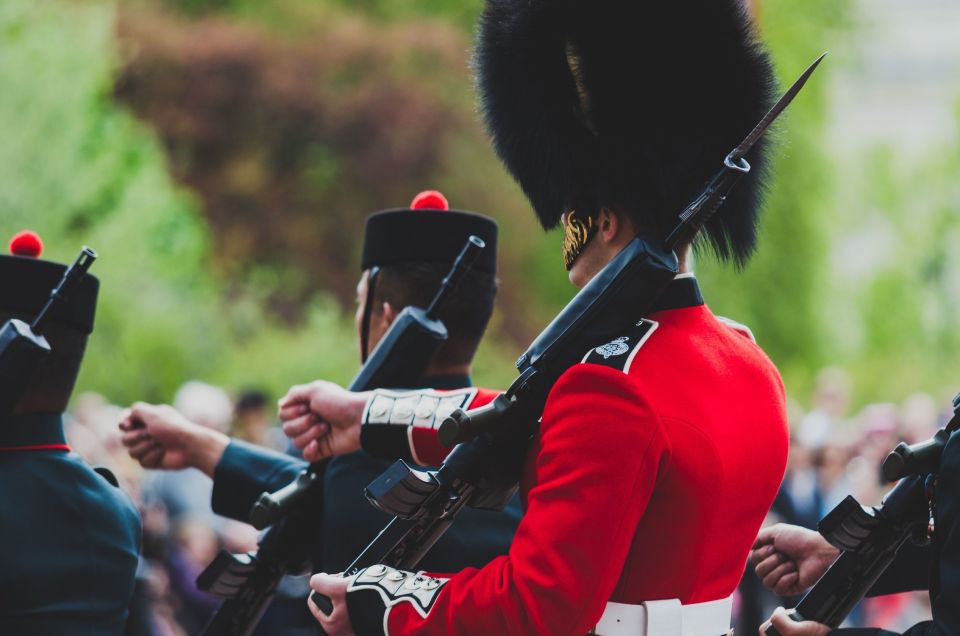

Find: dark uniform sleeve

[211,439,307,522]
[928,431,960,635]
[866,542,933,597]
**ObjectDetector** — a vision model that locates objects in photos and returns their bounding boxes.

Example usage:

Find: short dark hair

[0,312,88,415]
[371,264,497,368]
[235,389,269,415]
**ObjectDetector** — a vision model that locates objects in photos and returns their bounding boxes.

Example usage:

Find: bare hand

[118,402,229,476]
[749,524,839,596]
[760,607,829,636]
[308,573,353,636]
[278,381,368,462]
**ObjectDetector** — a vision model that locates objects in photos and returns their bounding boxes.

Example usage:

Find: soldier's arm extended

[119,402,306,522]
[211,440,306,522]
[311,363,669,636]
[282,383,502,467]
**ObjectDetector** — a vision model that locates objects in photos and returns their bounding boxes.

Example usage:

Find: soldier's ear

[597,208,620,245]
[381,302,397,329]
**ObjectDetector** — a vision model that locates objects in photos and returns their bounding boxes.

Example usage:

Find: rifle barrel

[31,247,97,334]
[424,236,484,320]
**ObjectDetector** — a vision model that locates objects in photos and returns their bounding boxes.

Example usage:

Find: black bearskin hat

[475,0,776,264]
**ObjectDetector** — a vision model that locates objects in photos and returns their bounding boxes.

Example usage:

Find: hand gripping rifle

[197,236,487,636]
[311,55,827,615]
[0,247,98,416]
[766,394,960,635]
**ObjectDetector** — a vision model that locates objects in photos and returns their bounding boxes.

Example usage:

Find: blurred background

[2,0,959,633]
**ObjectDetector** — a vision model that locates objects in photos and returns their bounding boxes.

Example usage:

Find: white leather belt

[591,596,733,636]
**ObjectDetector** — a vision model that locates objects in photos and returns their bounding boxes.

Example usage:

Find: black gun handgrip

[310,591,334,616]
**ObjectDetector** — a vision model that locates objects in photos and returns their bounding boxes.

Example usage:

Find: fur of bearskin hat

[475,0,776,264]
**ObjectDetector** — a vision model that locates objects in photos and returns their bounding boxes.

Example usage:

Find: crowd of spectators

[65,372,948,634]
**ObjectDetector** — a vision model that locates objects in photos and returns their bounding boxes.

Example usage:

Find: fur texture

[475,0,776,264]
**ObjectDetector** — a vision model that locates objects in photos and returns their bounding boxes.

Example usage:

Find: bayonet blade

[730,52,827,161]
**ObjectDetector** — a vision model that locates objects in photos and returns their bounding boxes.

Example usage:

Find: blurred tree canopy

[6,0,957,411]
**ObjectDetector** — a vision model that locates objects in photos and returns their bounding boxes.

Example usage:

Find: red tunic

[349,287,789,636]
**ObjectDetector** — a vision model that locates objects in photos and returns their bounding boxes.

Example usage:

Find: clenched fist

[749,524,839,597]
[278,381,369,462]
[118,402,229,476]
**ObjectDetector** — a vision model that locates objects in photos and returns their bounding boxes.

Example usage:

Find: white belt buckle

[644,599,682,635]
[593,595,732,636]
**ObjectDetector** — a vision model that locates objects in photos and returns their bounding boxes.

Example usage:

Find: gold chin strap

[562,210,599,271]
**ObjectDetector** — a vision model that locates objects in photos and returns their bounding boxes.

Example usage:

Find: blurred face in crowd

[812,368,851,418]
[815,443,849,488]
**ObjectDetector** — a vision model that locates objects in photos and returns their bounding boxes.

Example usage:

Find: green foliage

[829,115,960,405]
[697,0,852,399]
[0,0,358,405]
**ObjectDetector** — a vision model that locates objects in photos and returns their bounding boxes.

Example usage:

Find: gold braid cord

[562,210,598,270]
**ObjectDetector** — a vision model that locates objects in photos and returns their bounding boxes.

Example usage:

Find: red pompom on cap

[410,190,449,211]
[9,231,44,258]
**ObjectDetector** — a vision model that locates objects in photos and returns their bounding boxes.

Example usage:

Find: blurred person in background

[0,232,140,634]
[233,388,286,451]
[900,393,939,445]
[815,433,856,517]
[797,368,852,452]
[119,192,522,633]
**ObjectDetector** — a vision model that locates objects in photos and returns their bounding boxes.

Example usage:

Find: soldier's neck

[423,362,471,379]
[677,246,692,274]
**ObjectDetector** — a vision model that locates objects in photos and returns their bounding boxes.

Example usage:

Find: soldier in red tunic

[281,1,791,634]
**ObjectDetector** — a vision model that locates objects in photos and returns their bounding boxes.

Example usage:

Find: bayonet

[665,52,827,250]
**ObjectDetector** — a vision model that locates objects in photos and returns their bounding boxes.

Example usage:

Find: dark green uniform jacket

[830,430,960,636]
[211,374,522,573]
[0,414,141,635]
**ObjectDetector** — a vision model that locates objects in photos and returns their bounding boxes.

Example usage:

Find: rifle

[0,247,98,416]
[765,395,960,635]
[197,236,486,636]
[310,54,827,614]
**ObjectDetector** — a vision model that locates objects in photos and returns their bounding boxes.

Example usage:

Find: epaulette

[715,316,756,343]
[582,319,659,373]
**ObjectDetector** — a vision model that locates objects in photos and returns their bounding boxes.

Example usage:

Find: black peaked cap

[0,255,99,334]
[361,209,498,274]
[475,0,776,264]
